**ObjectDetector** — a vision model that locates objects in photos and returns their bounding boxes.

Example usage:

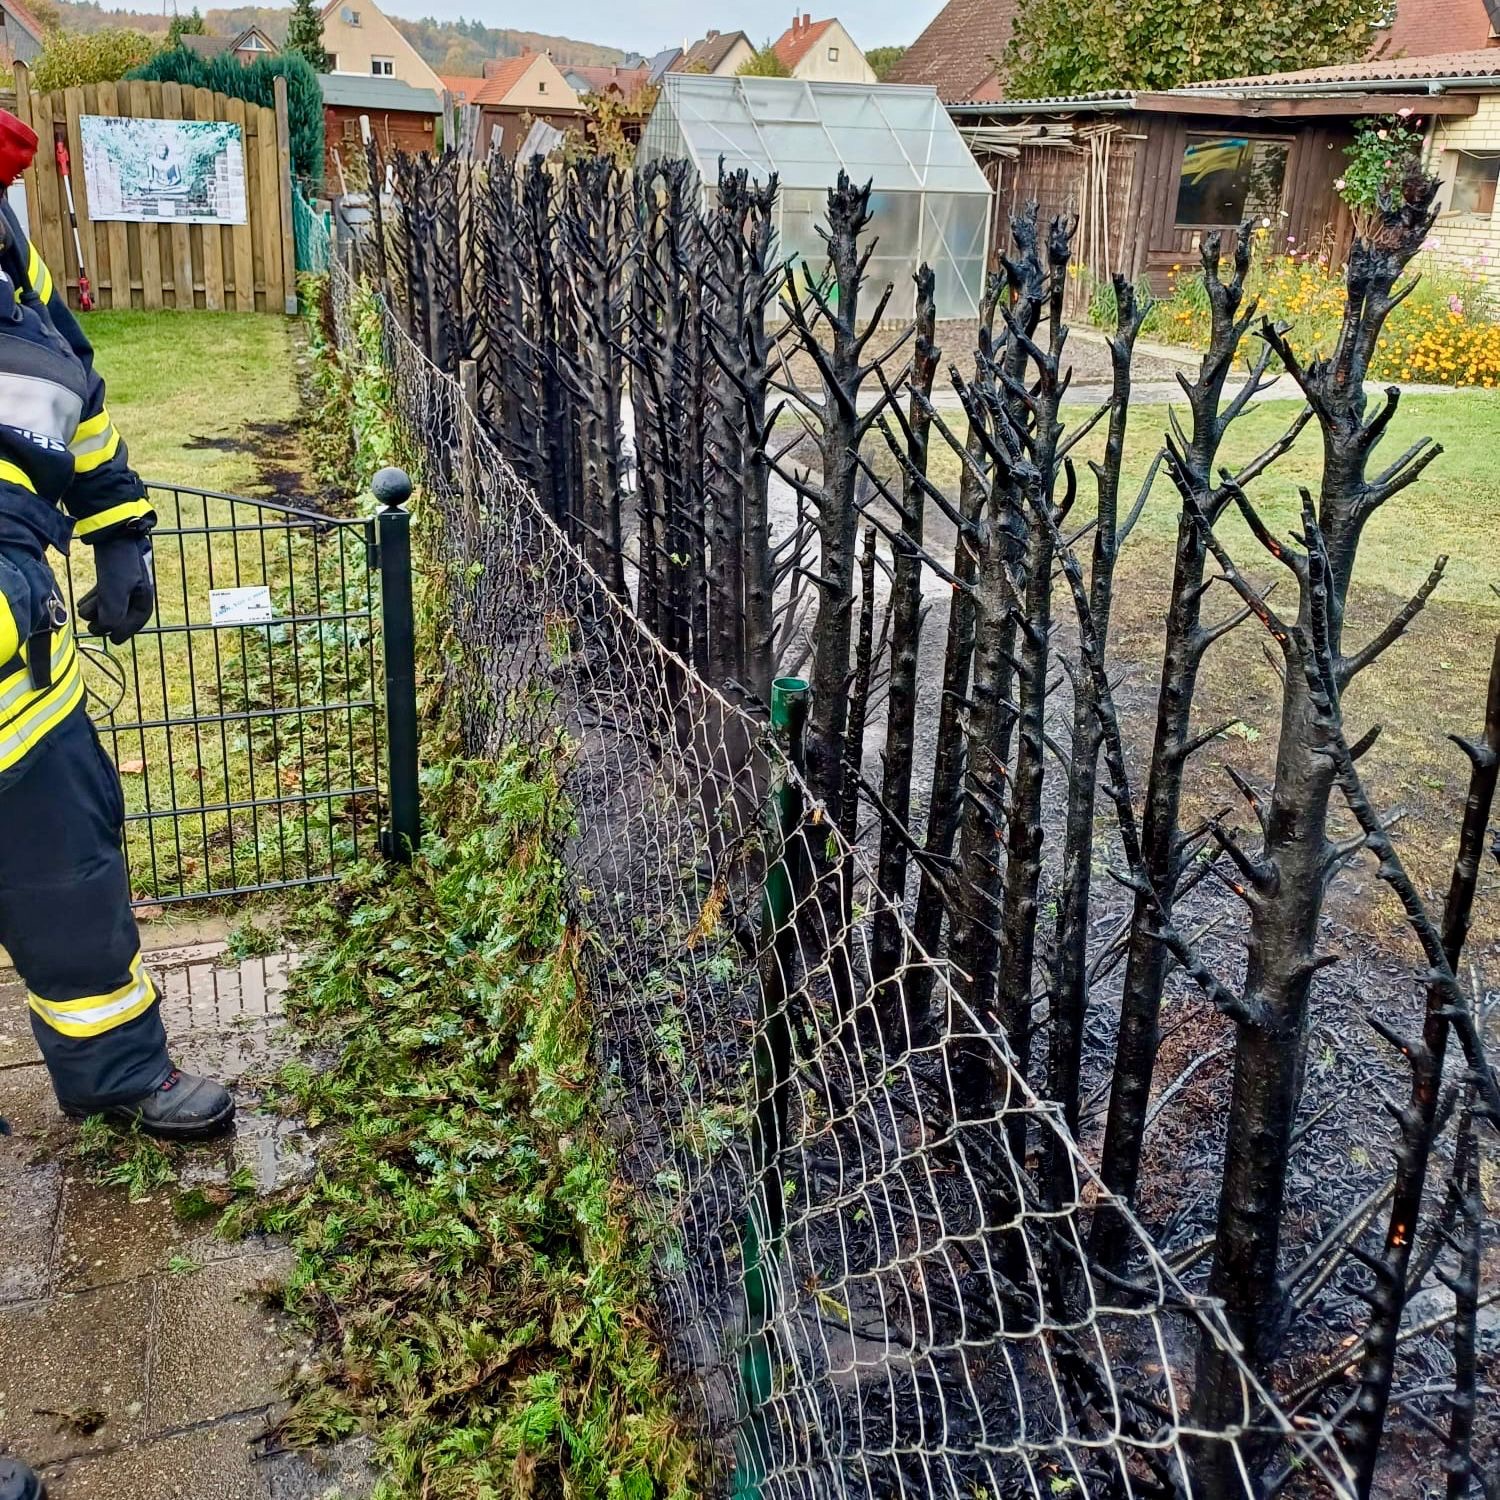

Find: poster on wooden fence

[80,115,248,225]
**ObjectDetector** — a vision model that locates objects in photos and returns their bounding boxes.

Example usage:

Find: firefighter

[0,109,233,1143]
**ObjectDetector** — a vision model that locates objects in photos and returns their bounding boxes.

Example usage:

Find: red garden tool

[53,136,93,311]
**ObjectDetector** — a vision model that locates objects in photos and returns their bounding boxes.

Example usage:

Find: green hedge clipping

[126,49,325,185]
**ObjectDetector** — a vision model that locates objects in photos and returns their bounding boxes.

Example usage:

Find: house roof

[673,29,750,73]
[0,0,44,45]
[319,73,442,112]
[563,63,651,100]
[1180,47,1500,88]
[1376,0,1500,61]
[646,45,681,83]
[772,14,835,71]
[886,0,1019,102]
[440,73,488,102]
[176,27,277,59]
[472,54,536,104]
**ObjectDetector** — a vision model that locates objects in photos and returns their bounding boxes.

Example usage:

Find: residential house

[0,0,44,68]
[175,26,280,64]
[466,53,584,156]
[949,53,1500,295]
[320,72,441,186]
[321,0,444,92]
[770,14,875,83]
[440,74,487,108]
[886,0,1019,102]
[561,63,652,104]
[664,30,755,77]
[1373,0,1499,58]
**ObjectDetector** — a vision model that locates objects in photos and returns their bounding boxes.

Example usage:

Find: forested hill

[42,0,628,71]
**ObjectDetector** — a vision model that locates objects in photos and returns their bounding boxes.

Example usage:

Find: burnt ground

[751,410,1500,1493]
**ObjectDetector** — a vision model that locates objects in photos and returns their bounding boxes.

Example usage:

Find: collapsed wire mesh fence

[327,257,1355,1498]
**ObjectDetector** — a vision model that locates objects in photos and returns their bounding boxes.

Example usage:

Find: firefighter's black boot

[75,1067,235,1140]
[0,1456,44,1500]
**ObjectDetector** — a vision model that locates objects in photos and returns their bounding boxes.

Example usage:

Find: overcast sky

[379,0,940,53]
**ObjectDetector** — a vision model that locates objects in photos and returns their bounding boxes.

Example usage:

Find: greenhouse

[639,74,993,319]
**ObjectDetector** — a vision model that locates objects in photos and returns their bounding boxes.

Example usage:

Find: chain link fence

[325,257,1355,1498]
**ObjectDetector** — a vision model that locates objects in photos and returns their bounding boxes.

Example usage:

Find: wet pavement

[0,942,374,1499]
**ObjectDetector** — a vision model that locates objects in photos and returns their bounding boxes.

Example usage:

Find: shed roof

[1181,47,1500,88]
[886,0,1019,103]
[319,73,442,112]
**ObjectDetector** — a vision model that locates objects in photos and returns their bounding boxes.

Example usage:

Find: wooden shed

[951,79,1481,295]
[319,73,440,188]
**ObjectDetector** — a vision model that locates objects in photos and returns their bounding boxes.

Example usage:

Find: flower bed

[1115,234,1500,387]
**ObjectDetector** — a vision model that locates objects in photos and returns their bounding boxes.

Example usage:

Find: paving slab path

[0,942,374,1500]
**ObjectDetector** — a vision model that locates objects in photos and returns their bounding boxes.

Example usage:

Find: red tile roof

[886,0,1020,102]
[1183,46,1500,87]
[441,74,488,103]
[772,14,835,71]
[1376,0,1499,60]
[565,62,651,100]
[472,54,537,105]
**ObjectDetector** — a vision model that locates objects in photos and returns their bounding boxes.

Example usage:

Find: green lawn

[83,310,302,495]
[852,388,1500,949]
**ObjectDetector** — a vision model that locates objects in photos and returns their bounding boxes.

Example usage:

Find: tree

[736,42,790,76]
[284,0,331,74]
[166,5,204,45]
[1003,0,1384,95]
[865,43,905,80]
[32,27,157,89]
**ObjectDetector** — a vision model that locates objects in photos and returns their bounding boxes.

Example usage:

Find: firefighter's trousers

[0,699,170,1110]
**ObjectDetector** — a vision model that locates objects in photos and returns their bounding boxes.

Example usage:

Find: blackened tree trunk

[871,265,938,1032]
[1191,176,1442,1470]
[1045,277,1147,1211]
[1091,224,1265,1269]
[908,272,1003,1024]
[994,216,1073,1139]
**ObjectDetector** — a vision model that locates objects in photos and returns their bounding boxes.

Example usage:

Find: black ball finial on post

[373,466,413,510]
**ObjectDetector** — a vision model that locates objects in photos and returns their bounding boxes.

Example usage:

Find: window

[827,45,839,60]
[1174,133,1290,226]
[1448,151,1500,216]
[538,79,546,92]
[338,5,361,23]
[371,56,394,76]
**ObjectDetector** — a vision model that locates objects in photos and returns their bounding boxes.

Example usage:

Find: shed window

[1174,133,1290,226]
[1448,151,1500,216]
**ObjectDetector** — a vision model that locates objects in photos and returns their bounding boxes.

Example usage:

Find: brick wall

[1426,98,1500,274]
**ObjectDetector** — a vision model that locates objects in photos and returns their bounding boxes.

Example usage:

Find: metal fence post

[374,466,421,860]
[735,675,811,1500]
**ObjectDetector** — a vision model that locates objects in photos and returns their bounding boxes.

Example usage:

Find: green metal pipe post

[735,676,810,1500]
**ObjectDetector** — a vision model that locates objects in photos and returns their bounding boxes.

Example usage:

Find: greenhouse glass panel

[640,74,992,318]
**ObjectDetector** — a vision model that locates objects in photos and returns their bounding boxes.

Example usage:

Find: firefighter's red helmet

[0,110,39,189]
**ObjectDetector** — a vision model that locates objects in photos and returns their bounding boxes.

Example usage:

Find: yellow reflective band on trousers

[29,953,157,1039]
[0,624,83,775]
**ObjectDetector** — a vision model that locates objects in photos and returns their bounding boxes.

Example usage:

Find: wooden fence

[12,66,297,314]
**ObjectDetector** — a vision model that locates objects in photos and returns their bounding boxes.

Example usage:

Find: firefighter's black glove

[78,532,155,645]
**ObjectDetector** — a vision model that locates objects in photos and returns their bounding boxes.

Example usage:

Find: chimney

[706,28,719,38]
[803,12,811,29]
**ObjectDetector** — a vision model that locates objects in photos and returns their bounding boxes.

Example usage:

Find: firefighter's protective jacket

[0,197,154,784]
[0,200,171,1110]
